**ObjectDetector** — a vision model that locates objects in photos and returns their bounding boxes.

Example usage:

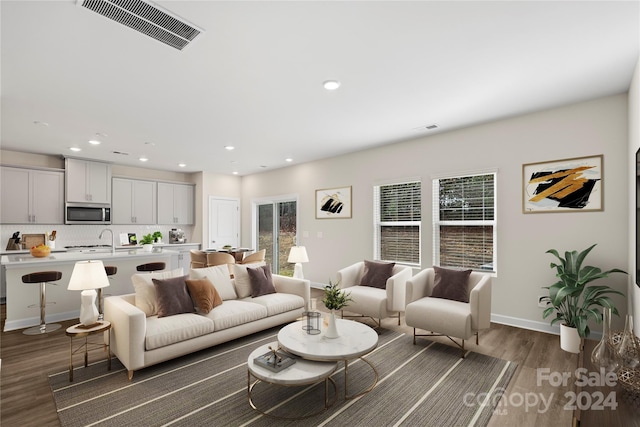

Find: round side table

[65,320,111,382]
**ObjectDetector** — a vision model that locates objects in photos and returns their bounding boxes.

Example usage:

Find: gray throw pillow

[152,275,195,317]
[361,260,395,289]
[247,265,276,297]
[431,266,472,303]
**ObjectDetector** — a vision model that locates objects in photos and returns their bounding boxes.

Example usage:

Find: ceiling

[1,1,639,176]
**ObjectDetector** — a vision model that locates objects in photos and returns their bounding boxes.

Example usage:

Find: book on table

[254,350,296,373]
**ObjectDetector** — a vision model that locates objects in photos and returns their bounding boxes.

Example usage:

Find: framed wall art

[316,186,352,219]
[522,155,603,213]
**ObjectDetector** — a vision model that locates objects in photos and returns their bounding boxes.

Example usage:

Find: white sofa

[104,267,310,380]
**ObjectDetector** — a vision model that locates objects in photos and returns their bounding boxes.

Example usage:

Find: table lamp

[288,246,309,279]
[67,260,110,327]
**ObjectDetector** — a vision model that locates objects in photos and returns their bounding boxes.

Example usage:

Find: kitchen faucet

[99,228,115,254]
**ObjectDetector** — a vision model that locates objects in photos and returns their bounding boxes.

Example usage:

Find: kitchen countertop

[1,248,180,268]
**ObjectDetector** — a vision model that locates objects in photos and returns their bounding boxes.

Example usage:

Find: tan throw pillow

[361,260,395,289]
[247,264,276,297]
[185,277,223,314]
[431,266,472,303]
[152,275,194,318]
[131,267,184,316]
[189,265,237,300]
[233,262,267,298]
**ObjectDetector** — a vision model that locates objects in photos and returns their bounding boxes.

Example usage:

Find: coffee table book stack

[253,345,296,372]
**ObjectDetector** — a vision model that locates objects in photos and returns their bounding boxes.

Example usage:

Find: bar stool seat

[22,271,62,335]
[136,262,166,272]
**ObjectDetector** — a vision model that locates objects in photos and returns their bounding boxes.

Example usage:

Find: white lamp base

[79,289,99,326]
[293,263,304,279]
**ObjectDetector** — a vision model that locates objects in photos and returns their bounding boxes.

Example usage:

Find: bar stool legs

[23,270,62,335]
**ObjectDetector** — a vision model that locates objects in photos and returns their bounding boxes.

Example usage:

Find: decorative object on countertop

[5,231,21,250]
[23,233,46,250]
[617,314,640,369]
[541,244,626,353]
[152,231,163,243]
[67,260,110,327]
[288,246,309,279]
[48,230,57,249]
[322,280,352,339]
[139,233,154,252]
[30,244,51,258]
[591,307,619,373]
[253,344,296,372]
[22,270,63,335]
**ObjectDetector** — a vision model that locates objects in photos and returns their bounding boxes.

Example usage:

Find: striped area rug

[49,326,516,427]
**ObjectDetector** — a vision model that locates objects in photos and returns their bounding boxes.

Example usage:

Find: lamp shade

[67,260,110,290]
[288,246,309,263]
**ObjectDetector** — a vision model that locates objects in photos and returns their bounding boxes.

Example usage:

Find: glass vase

[617,314,640,369]
[591,307,619,373]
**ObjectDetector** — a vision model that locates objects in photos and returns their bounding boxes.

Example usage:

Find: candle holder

[302,311,321,335]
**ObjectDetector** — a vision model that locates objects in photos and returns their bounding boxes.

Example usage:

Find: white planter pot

[325,311,339,339]
[142,244,153,252]
[560,324,582,354]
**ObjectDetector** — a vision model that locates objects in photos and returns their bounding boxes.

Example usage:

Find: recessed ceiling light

[285,158,293,162]
[232,171,238,175]
[145,142,156,146]
[225,146,235,151]
[178,163,186,168]
[69,147,81,152]
[88,139,101,145]
[323,80,341,91]
[95,132,108,138]
[33,121,49,127]
[139,157,148,162]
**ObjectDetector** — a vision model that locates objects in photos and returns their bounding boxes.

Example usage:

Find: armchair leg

[397,312,401,326]
[413,328,416,345]
[476,331,479,345]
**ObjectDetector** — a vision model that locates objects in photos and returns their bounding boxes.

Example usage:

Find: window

[433,173,496,272]
[374,180,421,265]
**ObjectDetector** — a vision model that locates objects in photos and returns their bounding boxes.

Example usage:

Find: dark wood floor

[1,291,638,426]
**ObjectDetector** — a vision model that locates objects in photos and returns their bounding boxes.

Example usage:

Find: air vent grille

[78,0,203,50]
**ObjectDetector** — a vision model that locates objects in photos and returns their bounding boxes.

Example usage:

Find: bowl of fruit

[30,244,51,258]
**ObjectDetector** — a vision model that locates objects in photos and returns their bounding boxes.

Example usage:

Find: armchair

[405,268,492,358]
[336,261,412,327]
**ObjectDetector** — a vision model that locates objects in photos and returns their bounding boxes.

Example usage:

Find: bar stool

[22,271,62,335]
[100,266,117,320]
[136,262,166,272]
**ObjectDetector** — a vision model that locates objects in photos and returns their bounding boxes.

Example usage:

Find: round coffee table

[278,318,379,399]
[247,342,338,419]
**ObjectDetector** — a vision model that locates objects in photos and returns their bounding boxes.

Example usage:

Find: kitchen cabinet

[65,158,112,203]
[0,166,64,224]
[112,178,156,224]
[157,182,194,225]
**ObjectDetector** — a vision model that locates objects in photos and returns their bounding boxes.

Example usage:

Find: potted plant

[542,244,626,353]
[152,231,163,244]
[139,233,154,252]
[322,281,352,338]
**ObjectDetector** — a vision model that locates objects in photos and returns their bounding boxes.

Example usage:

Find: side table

[65,321,111,382]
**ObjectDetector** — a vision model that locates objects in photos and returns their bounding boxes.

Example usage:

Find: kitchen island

[1,249,179,332]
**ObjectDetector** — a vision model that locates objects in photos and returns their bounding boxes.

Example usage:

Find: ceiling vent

[78,0,203,50]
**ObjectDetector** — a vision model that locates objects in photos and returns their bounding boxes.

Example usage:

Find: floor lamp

[288,246,309,279]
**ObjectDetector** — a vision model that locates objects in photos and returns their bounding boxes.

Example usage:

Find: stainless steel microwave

[65,203,111,224]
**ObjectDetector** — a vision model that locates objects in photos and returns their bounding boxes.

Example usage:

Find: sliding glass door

[255,198,297,275]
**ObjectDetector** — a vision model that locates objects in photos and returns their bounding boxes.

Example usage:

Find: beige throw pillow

[131,267,184,317]
[190,265,237,300]
[233,262,267,298]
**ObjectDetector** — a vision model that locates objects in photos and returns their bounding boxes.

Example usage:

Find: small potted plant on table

[322,281,352,339]
[139,233,154,252]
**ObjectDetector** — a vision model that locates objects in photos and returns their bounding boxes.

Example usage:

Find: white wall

[629,57,640,333]
[241,94,630,333]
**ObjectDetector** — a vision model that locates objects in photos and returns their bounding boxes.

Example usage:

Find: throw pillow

[185,277,223,314]
[247,264,276,297]
[152,275,195,318]
[131,267,184,316]
[361,260,396,289]
[431,266,472,303]
[189,265,238,300]
[233,262,267,298]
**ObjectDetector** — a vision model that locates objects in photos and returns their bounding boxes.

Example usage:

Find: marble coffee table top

[278,319,378,361]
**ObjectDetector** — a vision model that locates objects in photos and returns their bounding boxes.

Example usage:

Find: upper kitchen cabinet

[65,158,112,203]
[157,182,194,225]
[1,166,64,224]
[112,178,157,224]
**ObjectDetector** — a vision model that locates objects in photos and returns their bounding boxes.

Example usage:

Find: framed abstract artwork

[316,186,352,219]
[523,155,603,213]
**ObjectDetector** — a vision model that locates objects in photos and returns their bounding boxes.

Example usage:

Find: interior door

[208,197,239,250]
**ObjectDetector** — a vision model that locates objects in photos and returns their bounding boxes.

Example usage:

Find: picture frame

[316,186,352,219]
[523,155,603,213]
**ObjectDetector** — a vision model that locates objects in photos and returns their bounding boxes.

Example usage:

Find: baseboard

[491,313,603,341]
[3,309,79,332]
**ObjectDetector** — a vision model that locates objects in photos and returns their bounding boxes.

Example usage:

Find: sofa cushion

[203,300,268,331]
[190,265,237,300]
[248,293,305,317]
[185,277,223,314]
[405,296,473,339]
[145,313,215,351]
[361,260,395,289]
[131,268,184,317]
[153,275,195,318]
[432,266,472,303]
[248,264,276,297]
[233,262,267,298]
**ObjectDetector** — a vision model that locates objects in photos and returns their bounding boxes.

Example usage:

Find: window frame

[432,171,497,273]
[373,179,422,267]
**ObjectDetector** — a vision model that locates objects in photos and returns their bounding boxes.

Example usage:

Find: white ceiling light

[232,171,238,175]
[88,139,101,145]
[285,158,293,162]
[178,163,186,167]
[225,145,235,151]
[139,157,149,162]
[323,80,341,91]
[69,147,81,152]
